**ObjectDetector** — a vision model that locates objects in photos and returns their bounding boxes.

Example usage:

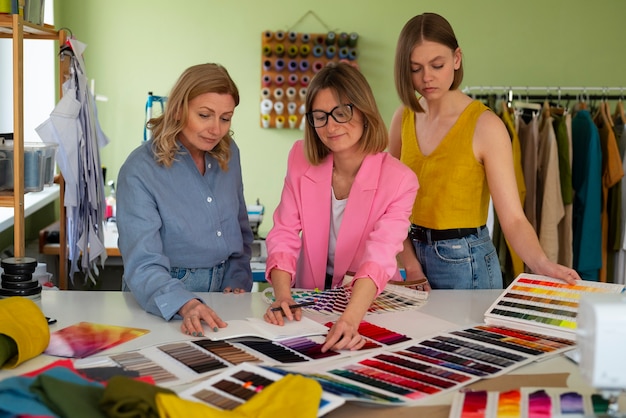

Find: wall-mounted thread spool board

[260,30,359,129]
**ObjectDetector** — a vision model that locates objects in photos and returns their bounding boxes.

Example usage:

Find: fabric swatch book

[44,322,149,358]
[483,274,624,340]
[448,387,620,418]
[178,362,345,417]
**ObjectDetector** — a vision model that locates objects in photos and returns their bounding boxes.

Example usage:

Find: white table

[0,289,620,417]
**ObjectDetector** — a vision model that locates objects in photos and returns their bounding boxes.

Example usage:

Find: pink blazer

[266,140,419,295]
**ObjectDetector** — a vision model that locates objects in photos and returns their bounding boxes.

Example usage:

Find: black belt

[409,224,486,242]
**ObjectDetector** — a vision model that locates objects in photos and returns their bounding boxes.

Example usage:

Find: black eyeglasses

[306,104,354,128]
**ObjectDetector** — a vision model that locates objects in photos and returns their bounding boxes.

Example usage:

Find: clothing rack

[462,86,625,103]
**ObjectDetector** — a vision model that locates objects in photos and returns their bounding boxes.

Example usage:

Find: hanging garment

[571,109,603,281]
[593,103,624,282]
[536,108,564,263]
[516,110,540,234]
[498,103,525,277]
[552,112,574,267]
[36,38,110,281]
[610,111,626,284]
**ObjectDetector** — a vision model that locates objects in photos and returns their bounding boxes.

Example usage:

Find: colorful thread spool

[287,102,297,115]
[273,88,284,101]
[261,114,271,128]
[274,74,285,86]
[325,31,336,45]
[263,30,273,42]
[288,114,298,129]
[288,31,298,43]
[299,60,310,72]
[301,33,310,43]
[261,74,272,87]
[275,59,285,71]
[338,32,349,47]
[348,32,359,47]
[312,45,324,58]
[274,30,285,41]
[287,74,298,86]
[286,87,297,101]
[274,43,285,57]
[287,60,298,72]
[287,45,299,58]
[275,115,285,129]
[262,45,272,57]
[273,101,284,115]
[312,61,324,73]
[300,44,310,57]
[260,99,273,115]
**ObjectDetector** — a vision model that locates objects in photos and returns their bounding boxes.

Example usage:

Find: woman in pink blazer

[264,63,419,352]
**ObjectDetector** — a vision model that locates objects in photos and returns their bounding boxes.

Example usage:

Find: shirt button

[207,163,212,169]
[207,196,213,203]
[217,231,222,237]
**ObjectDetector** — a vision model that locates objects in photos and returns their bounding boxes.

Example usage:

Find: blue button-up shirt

[117,139,252,320]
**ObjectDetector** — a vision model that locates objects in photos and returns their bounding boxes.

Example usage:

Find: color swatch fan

[262,283,428,316]
[483,274,625,340]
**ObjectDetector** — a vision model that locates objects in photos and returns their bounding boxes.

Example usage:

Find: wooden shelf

[0,13,64,268]
[0,14,58,39]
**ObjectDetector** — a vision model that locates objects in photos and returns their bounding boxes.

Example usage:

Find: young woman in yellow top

[389,12,580,290]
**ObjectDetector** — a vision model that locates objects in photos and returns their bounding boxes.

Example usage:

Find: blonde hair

[148,63,239,170]
[304,62,388,165]
[394,13,464,113]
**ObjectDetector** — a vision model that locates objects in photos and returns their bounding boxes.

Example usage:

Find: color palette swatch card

[209,316,329,341]
[44,322,149,358]
[268,322,576,406]
[262,282,428,316]
[483,274,624,340]
[448,387,619,418]
[178,362,346,417]
[74,338,262,388]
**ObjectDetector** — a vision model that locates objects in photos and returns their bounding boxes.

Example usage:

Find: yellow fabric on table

[157,374,322,418]
[0,296,50,368]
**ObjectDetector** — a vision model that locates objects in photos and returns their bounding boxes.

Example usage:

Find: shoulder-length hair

[394,13,464,113]
[148,63,239,170]
[304,62,388,165]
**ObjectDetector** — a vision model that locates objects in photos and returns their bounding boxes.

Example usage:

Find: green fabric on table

[30,373,107,418]
[0,334,18,367]
[99,375,176,418]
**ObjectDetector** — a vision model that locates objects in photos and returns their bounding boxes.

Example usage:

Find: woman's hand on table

[322,314,366,353]
[179,299,227,337]
[263,297,302,326]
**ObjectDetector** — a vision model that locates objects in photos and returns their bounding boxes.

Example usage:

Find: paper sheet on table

[207,315,328,341]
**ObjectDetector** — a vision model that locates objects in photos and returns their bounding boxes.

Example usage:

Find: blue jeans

[411,226,503,289]
[170,262,226,292]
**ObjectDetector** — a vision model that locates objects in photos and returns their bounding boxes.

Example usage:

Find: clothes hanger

[614,98,626,124]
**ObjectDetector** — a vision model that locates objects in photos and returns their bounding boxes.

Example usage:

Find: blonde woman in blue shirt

[117,63,252,336]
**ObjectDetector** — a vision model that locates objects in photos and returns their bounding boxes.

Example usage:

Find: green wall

[55,0,625,237]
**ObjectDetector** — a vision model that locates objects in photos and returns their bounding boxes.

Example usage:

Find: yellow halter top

[400,100,490,229]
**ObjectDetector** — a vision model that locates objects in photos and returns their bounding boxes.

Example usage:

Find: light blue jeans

[170,262,226,292]
[411,226,503,289]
